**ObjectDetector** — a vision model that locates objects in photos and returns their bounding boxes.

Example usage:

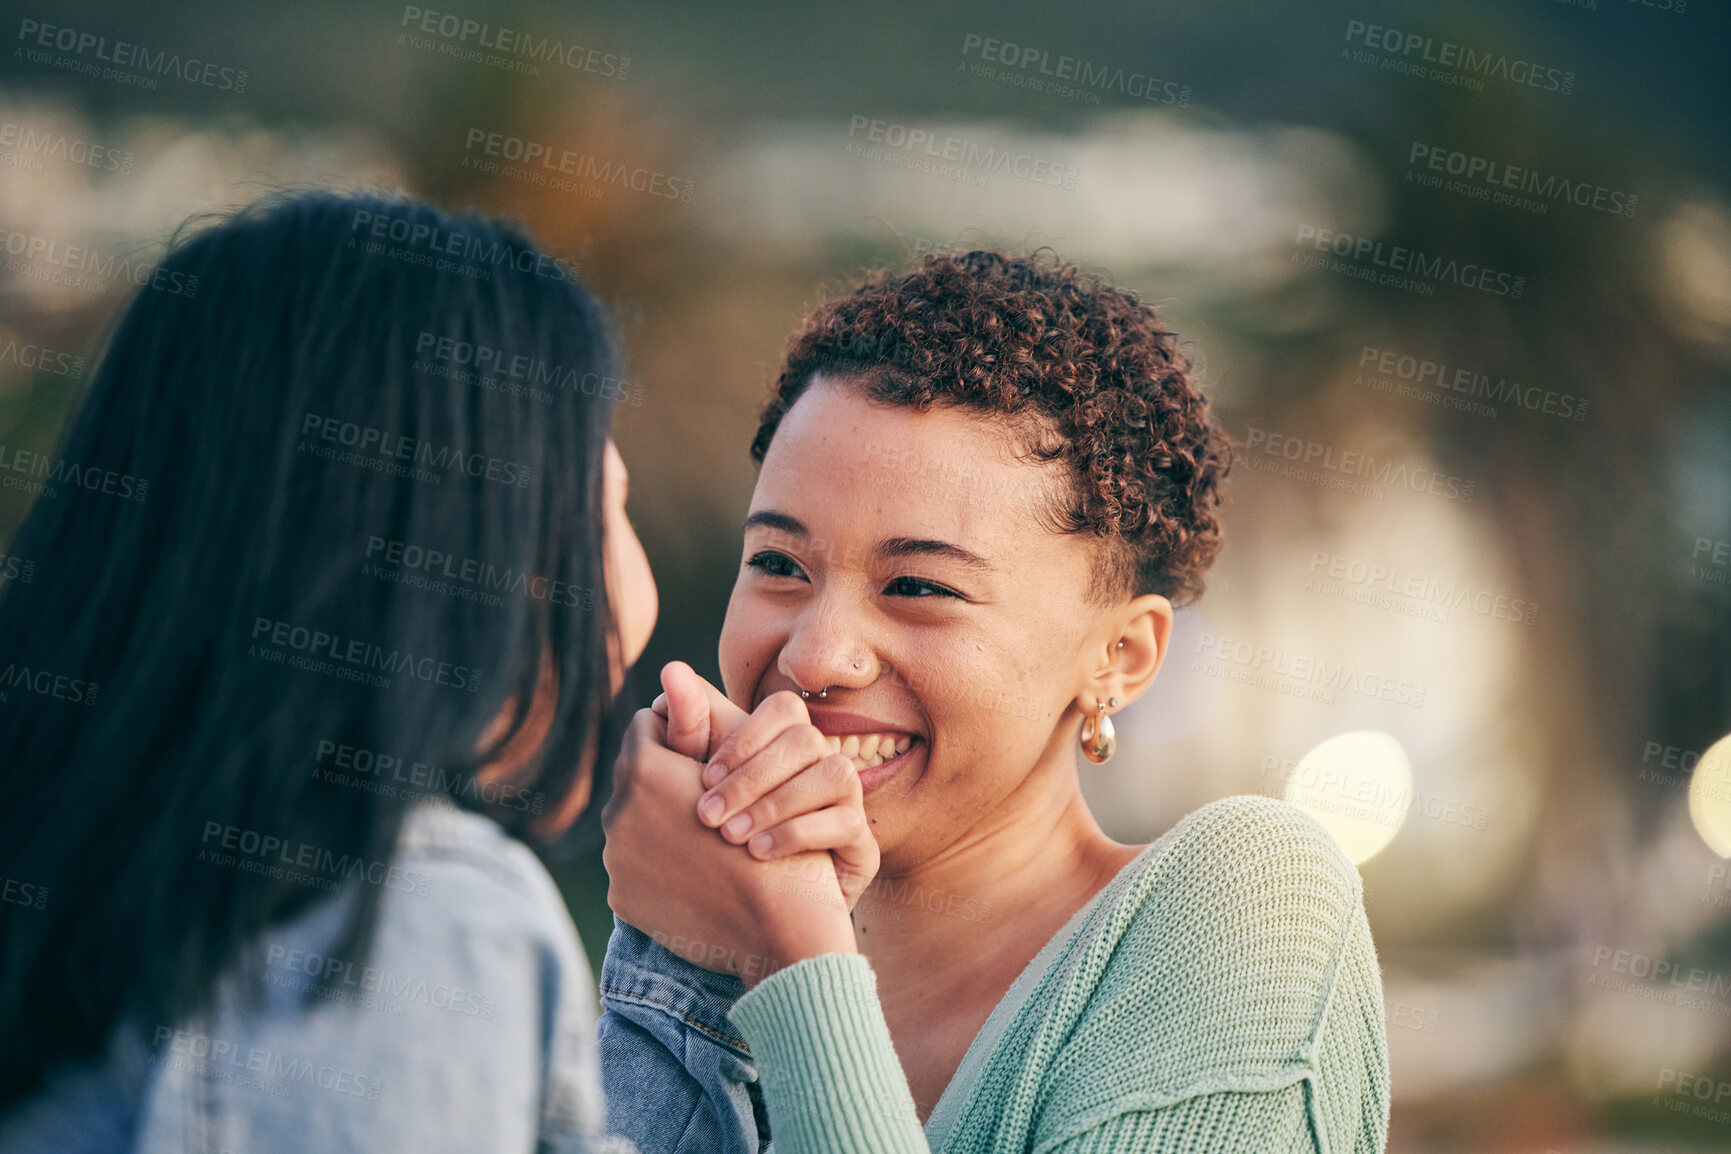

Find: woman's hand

[600,663,876,986]
[655,665,879,911]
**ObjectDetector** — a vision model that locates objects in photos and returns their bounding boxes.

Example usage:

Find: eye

[746,550,808,581]
[883,575,963,599]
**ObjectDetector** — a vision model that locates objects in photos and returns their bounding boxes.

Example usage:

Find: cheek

[717,583,774,702]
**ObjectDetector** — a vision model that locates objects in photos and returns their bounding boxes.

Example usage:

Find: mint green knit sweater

[727,796,1390,1153]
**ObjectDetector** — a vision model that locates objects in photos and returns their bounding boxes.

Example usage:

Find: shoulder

[1109,794,1365,981]
[391,800,584,957]
[1061,796,1373,1075]
[1142,793,1363,915]
[1031,798,1386,1151]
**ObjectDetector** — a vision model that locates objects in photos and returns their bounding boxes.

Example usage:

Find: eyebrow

[742,510,998,573]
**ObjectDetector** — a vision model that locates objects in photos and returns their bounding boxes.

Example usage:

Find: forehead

[754,377,1065,547]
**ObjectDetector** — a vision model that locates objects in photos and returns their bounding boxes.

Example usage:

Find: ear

[1082,593,1173,712]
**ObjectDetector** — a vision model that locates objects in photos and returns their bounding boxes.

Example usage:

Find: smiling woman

[597,251,1389,1154]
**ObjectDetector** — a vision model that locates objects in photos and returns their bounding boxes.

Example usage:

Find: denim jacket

[596,918,765,1154]
[0,802,634,1154]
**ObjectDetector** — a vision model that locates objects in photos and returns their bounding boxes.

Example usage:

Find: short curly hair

[750,250,1232,606]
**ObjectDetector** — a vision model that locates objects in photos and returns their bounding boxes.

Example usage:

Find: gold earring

[1080,697,1118,764]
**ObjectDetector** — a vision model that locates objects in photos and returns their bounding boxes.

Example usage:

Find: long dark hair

[0,189,626,1105]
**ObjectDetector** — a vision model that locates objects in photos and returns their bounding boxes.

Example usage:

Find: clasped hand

[600,662,879,987]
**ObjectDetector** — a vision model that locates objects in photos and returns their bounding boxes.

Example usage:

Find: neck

[852,739,1132,993]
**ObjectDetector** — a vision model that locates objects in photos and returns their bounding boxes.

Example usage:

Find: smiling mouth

[821,732,917,774]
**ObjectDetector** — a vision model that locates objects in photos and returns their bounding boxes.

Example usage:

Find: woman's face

[604,437,658,686]
[718,377,1132,869]
[487,438,656,835]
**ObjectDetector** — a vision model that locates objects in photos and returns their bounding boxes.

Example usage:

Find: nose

[777,595,877,696]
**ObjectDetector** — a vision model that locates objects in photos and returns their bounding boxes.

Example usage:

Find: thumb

[659,661,749,762]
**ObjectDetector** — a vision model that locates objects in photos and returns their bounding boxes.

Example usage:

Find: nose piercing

[799,686,829,699]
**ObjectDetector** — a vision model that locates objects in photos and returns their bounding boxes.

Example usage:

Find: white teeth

[821,733,917,771]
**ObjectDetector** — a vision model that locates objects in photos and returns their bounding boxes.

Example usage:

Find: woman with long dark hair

[0,190,655,1151]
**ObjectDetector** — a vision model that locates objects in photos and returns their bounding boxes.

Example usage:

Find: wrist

[748,921,857,989]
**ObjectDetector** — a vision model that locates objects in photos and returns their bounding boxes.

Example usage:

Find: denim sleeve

[597,917,767,1154]
[121,805,636,1154]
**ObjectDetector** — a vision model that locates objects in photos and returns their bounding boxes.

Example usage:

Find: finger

[828,824,880,911]
[744,801,868,860]
[704,690,811,790]
[660,661,712,762]
[749,805,881,911]
[661,661,753,763]
[704,747,851,841]
[605,708,661,807]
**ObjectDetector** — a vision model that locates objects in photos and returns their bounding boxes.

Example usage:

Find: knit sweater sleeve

[726,953,928,1154]
[726,797,1389,1154]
